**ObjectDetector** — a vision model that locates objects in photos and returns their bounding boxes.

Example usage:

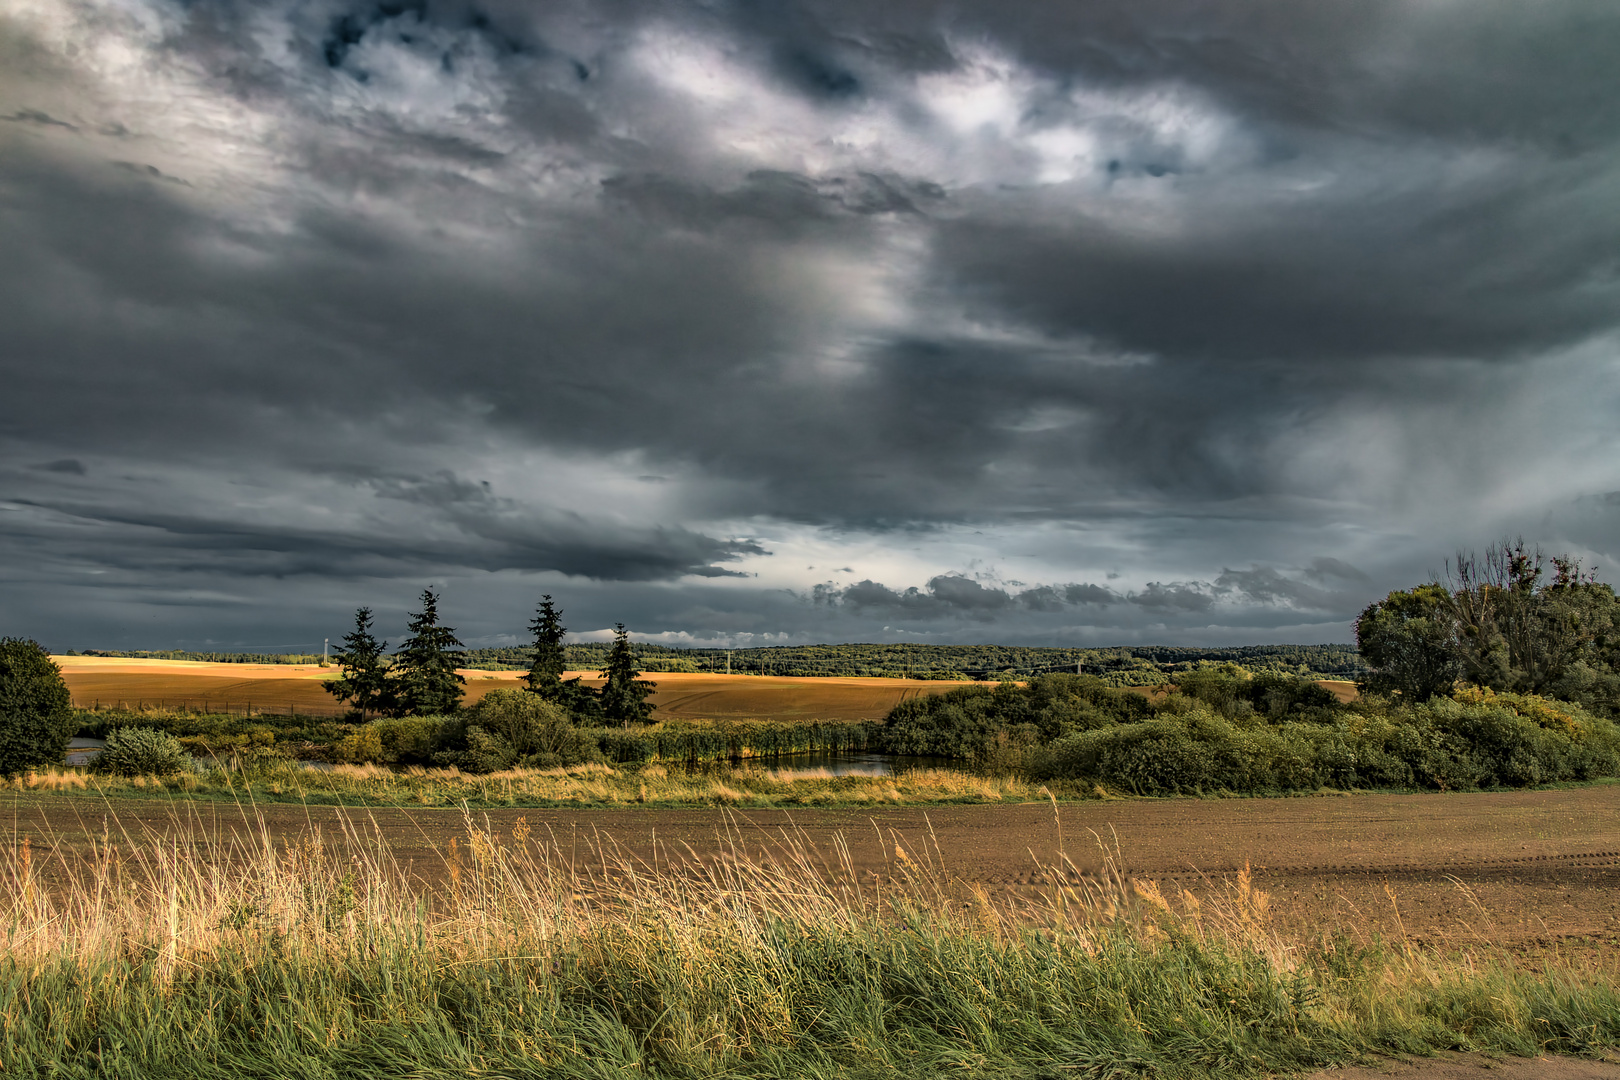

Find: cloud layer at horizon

[4,0,1620,650]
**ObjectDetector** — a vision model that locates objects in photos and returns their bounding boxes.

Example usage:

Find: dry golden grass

[1,799,1614,1078]
[19,759,1039,809]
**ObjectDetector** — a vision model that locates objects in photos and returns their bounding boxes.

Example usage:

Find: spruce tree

[326,607,395,719]
[522,595,568,697]
[391,589,465,715]
[599,623,656,727]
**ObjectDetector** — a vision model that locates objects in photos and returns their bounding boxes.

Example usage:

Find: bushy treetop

[0,638,75,776]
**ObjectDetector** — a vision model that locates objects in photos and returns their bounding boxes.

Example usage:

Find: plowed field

[17,786,1619,950]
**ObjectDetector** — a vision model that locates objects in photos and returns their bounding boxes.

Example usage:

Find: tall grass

[593,719,880,764]
[0,805,1615,1077]
[9,761,1040,808]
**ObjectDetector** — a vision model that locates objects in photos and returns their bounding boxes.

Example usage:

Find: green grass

[0,804,1615,1078]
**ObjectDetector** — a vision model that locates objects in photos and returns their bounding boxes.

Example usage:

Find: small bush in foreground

[0,638,74,777]
[91,726,192,776]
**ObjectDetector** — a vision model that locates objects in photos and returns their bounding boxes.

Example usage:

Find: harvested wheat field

[55,656,1354,718]
[54,656,976,718]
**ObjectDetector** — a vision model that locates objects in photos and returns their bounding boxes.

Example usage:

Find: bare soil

[13,786,1619,950]
[1306,1053,1620,1080]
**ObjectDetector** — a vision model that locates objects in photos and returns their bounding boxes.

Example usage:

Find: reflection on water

[666,752,956,779]
[65,737,105,766]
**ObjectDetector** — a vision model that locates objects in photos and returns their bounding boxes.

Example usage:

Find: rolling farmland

[53,657,969,719]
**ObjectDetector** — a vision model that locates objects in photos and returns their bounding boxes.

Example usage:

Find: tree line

[1356,539,1620,715]
[326,592,656,727]
[456,641,1365,682]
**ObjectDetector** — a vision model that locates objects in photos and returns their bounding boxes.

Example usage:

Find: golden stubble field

[53,656,970,718]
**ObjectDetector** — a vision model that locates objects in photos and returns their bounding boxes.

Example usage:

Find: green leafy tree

[326,607,394,719]
[391,589,465,716]
[1445,541,1620,696]
[599,624,656,727]
[0,638,75,776]
[1355,584,1461,701]
[522,596,568,696]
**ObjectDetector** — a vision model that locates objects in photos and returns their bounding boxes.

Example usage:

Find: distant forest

[72,643,1365,684]
[69,650,328,665]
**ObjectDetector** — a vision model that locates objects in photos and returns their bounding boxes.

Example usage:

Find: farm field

[53,656,970,718]
[54,655,1358,717]
[13,785,1617,949]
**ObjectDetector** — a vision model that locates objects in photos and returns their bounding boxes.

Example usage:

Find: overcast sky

[4,0,1620,652]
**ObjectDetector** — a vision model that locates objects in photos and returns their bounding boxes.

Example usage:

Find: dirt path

[1307,1054,1620,1080]
[11,786,1620,947]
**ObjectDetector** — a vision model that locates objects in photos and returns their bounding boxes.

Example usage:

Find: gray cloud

[4,108,74,129]
[1064,584,1121,606]
[836,575,1014,620]
[1130,582,1217,613]
[3,0,1620,649]
[29,459,86,475]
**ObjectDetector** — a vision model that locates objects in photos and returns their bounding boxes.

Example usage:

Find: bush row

[592,719,879,765]
[884,672,1620,794]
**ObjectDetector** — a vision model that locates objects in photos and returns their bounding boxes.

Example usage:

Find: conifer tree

[600,623,656,727]
[326,607,394,719]
[522,595,568,697]
[391,589,465,715]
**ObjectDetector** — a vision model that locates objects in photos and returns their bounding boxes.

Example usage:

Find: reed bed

[0,802,1616,1077]
[9,761,1044,808]
[593,719,881,764]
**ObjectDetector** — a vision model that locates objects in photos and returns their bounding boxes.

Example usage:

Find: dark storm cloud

[0,477,762,583]
[1064,584,1120,606]
[3,0,1620,648]
[1129,582,1217,614]
[836,575,1014,621]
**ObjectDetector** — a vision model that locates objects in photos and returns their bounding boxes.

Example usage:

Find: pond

[65,737,105,766]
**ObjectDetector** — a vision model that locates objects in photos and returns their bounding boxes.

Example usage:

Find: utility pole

[323,637,329,664]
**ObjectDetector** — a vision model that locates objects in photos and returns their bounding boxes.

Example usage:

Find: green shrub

[0,638,75,776]
[878,675,1154,761]
[75,708,352,749]
[1026,695,1620,794]
[435,690,602,773]
[336,715,452,765]
[334,725,384,764]
[92,727,192,776]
